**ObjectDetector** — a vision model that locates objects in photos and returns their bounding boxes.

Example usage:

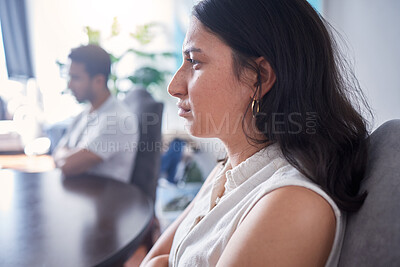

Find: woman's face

[168,17,252,139]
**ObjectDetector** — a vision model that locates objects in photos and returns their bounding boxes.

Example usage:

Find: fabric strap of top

[188,162,231,232]
[209,162,231,211]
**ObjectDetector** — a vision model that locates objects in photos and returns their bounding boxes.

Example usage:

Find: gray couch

[339,119,400,266]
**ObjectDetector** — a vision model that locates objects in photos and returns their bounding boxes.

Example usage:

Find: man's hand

[53,147,103,177]
[53,147,79,167]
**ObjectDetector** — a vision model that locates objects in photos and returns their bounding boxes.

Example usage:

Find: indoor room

[0,0,399,266]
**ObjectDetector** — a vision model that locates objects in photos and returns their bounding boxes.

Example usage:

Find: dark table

[0,169,154,267]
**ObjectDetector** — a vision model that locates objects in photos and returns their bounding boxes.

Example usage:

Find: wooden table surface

[0,169,154,267]
[0,154,55,172]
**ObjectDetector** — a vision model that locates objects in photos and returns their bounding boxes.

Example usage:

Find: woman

[142,0,370,266]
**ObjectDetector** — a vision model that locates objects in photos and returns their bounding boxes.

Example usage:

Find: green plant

[59,17,176,97]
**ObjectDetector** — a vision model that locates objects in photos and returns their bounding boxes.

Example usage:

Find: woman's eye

[186,58,199,65]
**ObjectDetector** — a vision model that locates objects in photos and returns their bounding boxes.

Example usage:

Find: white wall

[323,0,400,129]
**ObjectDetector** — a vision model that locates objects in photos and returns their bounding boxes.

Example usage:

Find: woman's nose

[168,67,187,98]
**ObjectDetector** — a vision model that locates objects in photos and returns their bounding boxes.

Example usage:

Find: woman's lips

[178,107,191,117]
[177,102,191,117]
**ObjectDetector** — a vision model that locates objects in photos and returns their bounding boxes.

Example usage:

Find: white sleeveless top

[169,143,345,267]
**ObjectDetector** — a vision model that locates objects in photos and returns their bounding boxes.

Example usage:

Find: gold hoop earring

[252,98,260,118]
[252,78,262,118]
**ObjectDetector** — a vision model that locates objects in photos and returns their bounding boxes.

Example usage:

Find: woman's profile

[142,0,371,266]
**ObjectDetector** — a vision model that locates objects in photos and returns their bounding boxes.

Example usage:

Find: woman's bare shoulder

[217,186,336,267]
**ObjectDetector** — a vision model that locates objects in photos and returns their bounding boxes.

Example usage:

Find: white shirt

[56,96,139,183]
[169,143,345,267]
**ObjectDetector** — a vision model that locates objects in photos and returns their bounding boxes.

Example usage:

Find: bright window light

[307,0,322,12]
[0,20,9,85]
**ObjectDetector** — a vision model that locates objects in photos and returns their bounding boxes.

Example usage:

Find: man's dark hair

[68,44,111,82]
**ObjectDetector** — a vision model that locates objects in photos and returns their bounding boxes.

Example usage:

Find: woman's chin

[184,124,199,137]
[184,124,215,139]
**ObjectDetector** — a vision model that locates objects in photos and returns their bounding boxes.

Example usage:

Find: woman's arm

[216,186,336,267]
[140,163,222,267]
[143,255,169,267]
[140,196,196,267]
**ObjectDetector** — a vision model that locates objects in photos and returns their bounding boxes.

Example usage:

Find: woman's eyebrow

[183,47,203,55]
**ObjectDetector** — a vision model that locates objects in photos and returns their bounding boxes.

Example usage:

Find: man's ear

[92,74,107,89]
[254,57,276,98]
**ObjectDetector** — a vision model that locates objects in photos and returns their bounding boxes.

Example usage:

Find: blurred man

[53,45,138,183]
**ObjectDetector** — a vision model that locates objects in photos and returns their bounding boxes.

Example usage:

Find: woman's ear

[254,57,276,98]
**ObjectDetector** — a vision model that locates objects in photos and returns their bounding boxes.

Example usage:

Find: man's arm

[53,146,103,177]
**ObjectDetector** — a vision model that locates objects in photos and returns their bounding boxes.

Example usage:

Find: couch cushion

[339,120,400,266]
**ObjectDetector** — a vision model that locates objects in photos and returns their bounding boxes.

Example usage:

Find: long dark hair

[193,0,372,212]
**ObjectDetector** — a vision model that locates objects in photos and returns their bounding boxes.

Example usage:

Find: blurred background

[0,0,399,229]
[1,0,399,141]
